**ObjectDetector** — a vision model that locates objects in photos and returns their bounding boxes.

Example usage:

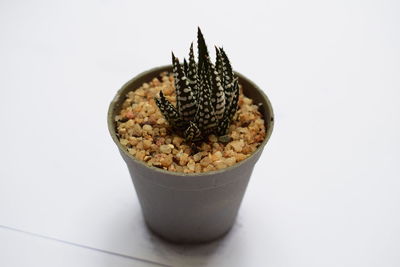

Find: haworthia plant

[155,27,239,142]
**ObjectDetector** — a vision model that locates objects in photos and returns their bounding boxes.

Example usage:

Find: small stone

[157,118,166,124]
[132,124,142,136]
[159,127,167,136]
[128,148,136,156]
[150,144,159,151]
[200,143,211,152]
[187,160,195,171]
[243,97,252,105]
[125,110,134,119]
[211,151,222,161]
[143,139,152,149]
[135,88,145,97]
[214,161,228,170]
[120,139,129,146]
[155,137,165,146]
[239,145,248,154]
[143,124,152,132]
[231,131,240,140]
[135,150,146,161]
[175,165,184,172]
[168,164,176,172]
[225,157,236,166]
[200,156,211,167]
[129,137,139,146]
[208,135,218,143]
[183,147,192,155]
[203,165,216,172]
[152,78,160,86]
[193,152,203,162]
[163,86,174,95]
[235,153,248,161]
[195,163,202,173]
[160,144,172,154]
[132,104,142,113]
[161,154,173,167]
[136,141,144,150]
[172,136,184,147]
[229,140,244,152]
[177,152,189,166]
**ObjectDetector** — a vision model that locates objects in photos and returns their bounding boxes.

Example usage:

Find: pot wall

[108,66,274,243]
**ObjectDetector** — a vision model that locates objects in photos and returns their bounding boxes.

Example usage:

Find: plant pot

[107,65,274,243]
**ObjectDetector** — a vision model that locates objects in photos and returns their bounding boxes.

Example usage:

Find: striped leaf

[154,91,186,130]
[197,27,209,72]
[183,58,189,76]
[219,47,236,98]
[187,43,198,101]
[184,121,202,142]
[195,67,217,134]
[217,78,239,135]
[215,46,224,79]
[207,57,225,121]
[172,53,197,122]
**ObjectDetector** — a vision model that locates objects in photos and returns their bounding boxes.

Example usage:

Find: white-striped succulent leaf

[197,27,209,71]
[207,56,225,121]
[184,121,202,142]
[217,78,239,135]
[183,58,189,76]
[187,43,198,101]
[154,91,186,130]
[194,66,217,134]
[172,53,197,122]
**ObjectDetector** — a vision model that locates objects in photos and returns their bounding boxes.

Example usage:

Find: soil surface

[115,72,266,173]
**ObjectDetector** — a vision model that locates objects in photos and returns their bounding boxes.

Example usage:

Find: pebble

[143,124,152,132]
[160,144,172,154]
[229,140,244,152]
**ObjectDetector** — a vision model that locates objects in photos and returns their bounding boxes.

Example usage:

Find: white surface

[0,0,399,266]
[0,227,163,267]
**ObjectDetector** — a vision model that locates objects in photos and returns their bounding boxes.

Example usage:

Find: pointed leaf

[187,43,198,101]
[172,53,197,122]
[226,78,239,121]
[154,91,186,130]
[215,46,223,78]
[219,47,235,96]
[216,117,231,136]
[183,58,189,76]
[197,27,209,72]
[194,68,217,134]
[217,78,239,135]
[184,121,202,142]
[208,57,225,121]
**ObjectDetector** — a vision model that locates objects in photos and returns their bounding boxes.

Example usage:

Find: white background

[0,0,399,266]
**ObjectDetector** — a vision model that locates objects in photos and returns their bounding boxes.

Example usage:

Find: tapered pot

[108,65,274,243]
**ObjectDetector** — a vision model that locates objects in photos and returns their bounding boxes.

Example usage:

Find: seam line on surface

[0,224,172,267]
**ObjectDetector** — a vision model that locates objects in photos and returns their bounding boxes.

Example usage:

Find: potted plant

[107,28,274,243]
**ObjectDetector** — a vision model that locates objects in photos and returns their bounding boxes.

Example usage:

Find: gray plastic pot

[108,65,274,243]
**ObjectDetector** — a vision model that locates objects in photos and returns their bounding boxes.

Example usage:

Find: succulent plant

[155,28,239,142]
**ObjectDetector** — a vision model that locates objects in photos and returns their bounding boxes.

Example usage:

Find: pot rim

[107,65,274,177]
